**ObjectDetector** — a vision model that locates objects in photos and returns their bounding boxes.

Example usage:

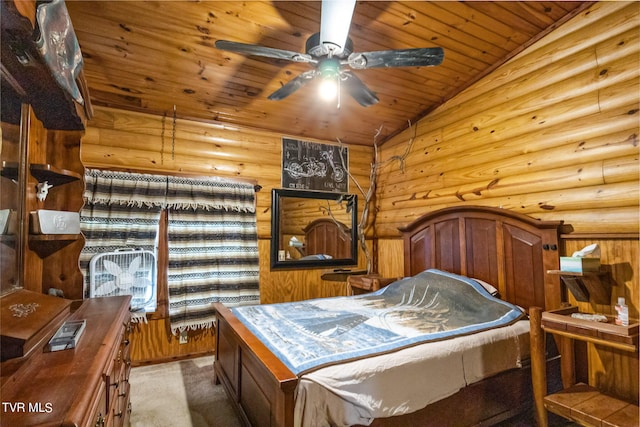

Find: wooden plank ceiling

[66,1,589,146]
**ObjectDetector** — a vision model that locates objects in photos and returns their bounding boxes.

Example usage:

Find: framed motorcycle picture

[281,137,349,193]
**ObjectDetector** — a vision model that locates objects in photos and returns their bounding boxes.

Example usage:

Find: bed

[213,205,564,427]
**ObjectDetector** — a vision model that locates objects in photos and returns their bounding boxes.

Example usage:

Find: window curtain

[80,169,165,322]
[166,176,259,335]
[81,170,260,333]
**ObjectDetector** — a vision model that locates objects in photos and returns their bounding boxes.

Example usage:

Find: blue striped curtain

[166,176,259,334]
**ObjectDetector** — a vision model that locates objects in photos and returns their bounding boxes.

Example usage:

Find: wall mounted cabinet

[1,0,91,299]
[0,2,131,426]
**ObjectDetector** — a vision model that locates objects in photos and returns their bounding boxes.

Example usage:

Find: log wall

[80,2,639,384]
[374,2,639,403]
[80,106,372,363]
[376,1,638,236]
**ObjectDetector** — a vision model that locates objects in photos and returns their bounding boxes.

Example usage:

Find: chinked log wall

[375,2,639,403]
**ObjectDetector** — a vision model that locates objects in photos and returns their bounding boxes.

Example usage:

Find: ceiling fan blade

[341,72,379,107]
[347,47,444,69]
[268,70,317,101]
[319,0,356,56]
[215,40,315,63]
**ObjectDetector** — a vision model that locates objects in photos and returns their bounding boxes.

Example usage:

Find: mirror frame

[271,189,358,270]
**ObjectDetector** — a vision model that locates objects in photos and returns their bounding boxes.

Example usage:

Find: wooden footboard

[214,301,548,427]
[214,302,297,427]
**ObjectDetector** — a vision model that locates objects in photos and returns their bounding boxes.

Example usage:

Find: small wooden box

[1,289,72,361]
[347,274,399,294]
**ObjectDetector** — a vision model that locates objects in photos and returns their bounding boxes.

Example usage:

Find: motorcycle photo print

[282,138,348,193]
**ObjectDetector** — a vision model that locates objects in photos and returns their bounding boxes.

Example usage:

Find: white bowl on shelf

[30,210,80,234]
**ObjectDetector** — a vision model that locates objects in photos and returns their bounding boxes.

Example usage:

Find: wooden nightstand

[347,274,399,295]
[530,306,639,427]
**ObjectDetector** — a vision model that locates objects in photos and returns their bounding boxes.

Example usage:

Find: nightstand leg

[558,336,575,389]
[530,307,549,427]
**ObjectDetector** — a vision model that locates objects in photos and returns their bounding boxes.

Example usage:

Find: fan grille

[89,248,157,313]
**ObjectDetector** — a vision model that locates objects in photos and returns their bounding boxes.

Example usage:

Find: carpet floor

[128,356,579,427]
[128,356,241,427]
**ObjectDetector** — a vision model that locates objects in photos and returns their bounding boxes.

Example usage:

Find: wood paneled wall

[375,2,638,236]
[81,106,374,241]
[374,2,639,403]
[81,2,639,375]
[80,106,373,362]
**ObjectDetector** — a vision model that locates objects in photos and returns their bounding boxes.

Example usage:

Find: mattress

[294,319,530,427]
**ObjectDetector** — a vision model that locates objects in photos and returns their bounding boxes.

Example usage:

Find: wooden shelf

[544,383,639,427]
[547,270,612,304]
[29,163,81,186]
[346,274,399,294]
[0,161,19,181]
[530,307,639,427]
[542,306,638,352]
[321,269,368,282]
[28,234,82,258]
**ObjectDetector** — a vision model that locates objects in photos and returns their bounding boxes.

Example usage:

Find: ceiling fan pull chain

[161,111,166,165]
[172,104,177,160]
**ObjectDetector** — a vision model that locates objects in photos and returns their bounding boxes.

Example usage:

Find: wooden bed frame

[214,206,564,427]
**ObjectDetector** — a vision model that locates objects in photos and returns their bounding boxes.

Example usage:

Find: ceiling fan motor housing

[306,32,353,58]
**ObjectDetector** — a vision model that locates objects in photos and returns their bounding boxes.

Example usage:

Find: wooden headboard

[304,218,351,259]
[399,206,564,311]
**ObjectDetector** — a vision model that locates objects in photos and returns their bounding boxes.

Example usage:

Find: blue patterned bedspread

[232,269,525,375]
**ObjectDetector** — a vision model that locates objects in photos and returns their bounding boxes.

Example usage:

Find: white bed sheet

[294,320,530,427]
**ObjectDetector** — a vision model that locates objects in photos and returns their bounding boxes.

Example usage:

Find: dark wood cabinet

[0,3,128,426]
[1,296,132,427]
[1,0,91,299]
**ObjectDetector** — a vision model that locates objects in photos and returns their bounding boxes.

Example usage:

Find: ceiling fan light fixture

[215,0,443,107]
[317,57,340,102]
[318,78,339,101]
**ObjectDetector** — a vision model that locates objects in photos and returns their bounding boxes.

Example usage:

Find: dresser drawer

[89,382,108,427]
[0,296,132,427]
[105,321,131,426]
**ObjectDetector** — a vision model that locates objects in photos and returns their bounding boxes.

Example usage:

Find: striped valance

[166,176,256,212]
[84,169,256,212]
[84,169,167,208]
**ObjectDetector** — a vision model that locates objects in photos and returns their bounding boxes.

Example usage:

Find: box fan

[89,248,157,313]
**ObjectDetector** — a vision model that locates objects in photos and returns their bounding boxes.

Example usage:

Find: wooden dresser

[1,295,132,427]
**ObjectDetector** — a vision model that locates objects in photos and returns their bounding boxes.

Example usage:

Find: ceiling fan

[215,0,444,107]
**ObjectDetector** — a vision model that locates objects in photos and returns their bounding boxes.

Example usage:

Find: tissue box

[30,210,80,234]
[560,257,601,273]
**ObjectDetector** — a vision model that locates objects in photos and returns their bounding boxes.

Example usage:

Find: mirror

[0,81,25,295]
[271,189,358,269]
